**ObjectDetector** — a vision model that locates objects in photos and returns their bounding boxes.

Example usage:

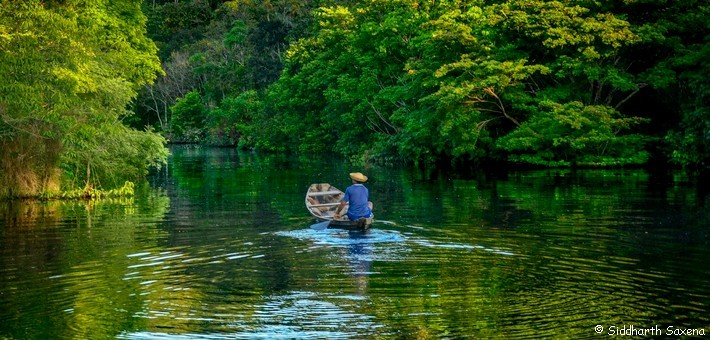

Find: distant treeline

[134,0,708,168]
[1,0,707,198]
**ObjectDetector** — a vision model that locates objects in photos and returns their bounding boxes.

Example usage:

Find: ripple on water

[274,226,516,257]
[274,228,407,246]
[118,291,380,339]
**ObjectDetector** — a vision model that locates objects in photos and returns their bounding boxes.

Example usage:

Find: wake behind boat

[305,183,373,229]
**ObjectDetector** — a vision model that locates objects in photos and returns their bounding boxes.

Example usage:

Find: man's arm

[334,201,346,219]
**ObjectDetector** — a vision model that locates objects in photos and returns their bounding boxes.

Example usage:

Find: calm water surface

[1,146,708,338]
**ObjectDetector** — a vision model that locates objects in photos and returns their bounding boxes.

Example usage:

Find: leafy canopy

[0,0,166,197]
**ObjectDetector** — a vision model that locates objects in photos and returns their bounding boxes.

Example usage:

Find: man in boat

[334,172,373,222]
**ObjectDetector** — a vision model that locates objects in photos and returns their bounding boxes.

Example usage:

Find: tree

[427,0,649,165]
[496,101,649,166]
[170,91,208,142]
[262,1,430,160]
[0,0,166,198]
[264,0,667,166]
[205,90,263,147]
[135,50,198,133]
[129,0,707,168]
[133,0,315,147]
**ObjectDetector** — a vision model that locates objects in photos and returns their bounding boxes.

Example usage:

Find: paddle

[310,219,332,230]
[311,202,344,230]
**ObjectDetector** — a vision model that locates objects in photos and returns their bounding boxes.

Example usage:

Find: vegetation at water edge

[1,0,708,199]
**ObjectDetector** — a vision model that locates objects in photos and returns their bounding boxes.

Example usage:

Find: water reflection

[345,230,373,295]
[1,147,709,339]
[120,290,379,339]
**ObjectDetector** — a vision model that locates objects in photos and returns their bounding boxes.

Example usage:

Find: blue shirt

[342,184,371,220]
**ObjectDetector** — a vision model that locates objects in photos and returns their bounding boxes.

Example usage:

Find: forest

[1,0,708,198]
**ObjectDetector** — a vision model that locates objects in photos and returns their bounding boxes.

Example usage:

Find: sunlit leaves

[488,1,638,52]
[0,0,166,197]
[194,0,706,168]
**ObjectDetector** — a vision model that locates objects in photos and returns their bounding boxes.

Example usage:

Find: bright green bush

[497,101,650,166]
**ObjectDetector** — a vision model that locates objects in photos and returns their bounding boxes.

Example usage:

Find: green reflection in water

[0,184,170,339]
[1,146,708,338]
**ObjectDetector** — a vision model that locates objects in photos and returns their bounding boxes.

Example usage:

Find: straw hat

[349,172,368,183]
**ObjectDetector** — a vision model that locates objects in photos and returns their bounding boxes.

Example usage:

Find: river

[1,145,708,338]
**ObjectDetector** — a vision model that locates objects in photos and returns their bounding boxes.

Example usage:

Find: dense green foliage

[497,101,650,166]
[0,0,167,198]
[133,0,708,169]
[2,0,704,195]
[134,0,314,144]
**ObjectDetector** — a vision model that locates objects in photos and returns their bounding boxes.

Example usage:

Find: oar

[310,219,332,230]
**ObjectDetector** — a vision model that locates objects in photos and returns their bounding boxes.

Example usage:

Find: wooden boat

[305,183,373,229]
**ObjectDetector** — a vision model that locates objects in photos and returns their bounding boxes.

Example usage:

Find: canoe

[305,183,373,229]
